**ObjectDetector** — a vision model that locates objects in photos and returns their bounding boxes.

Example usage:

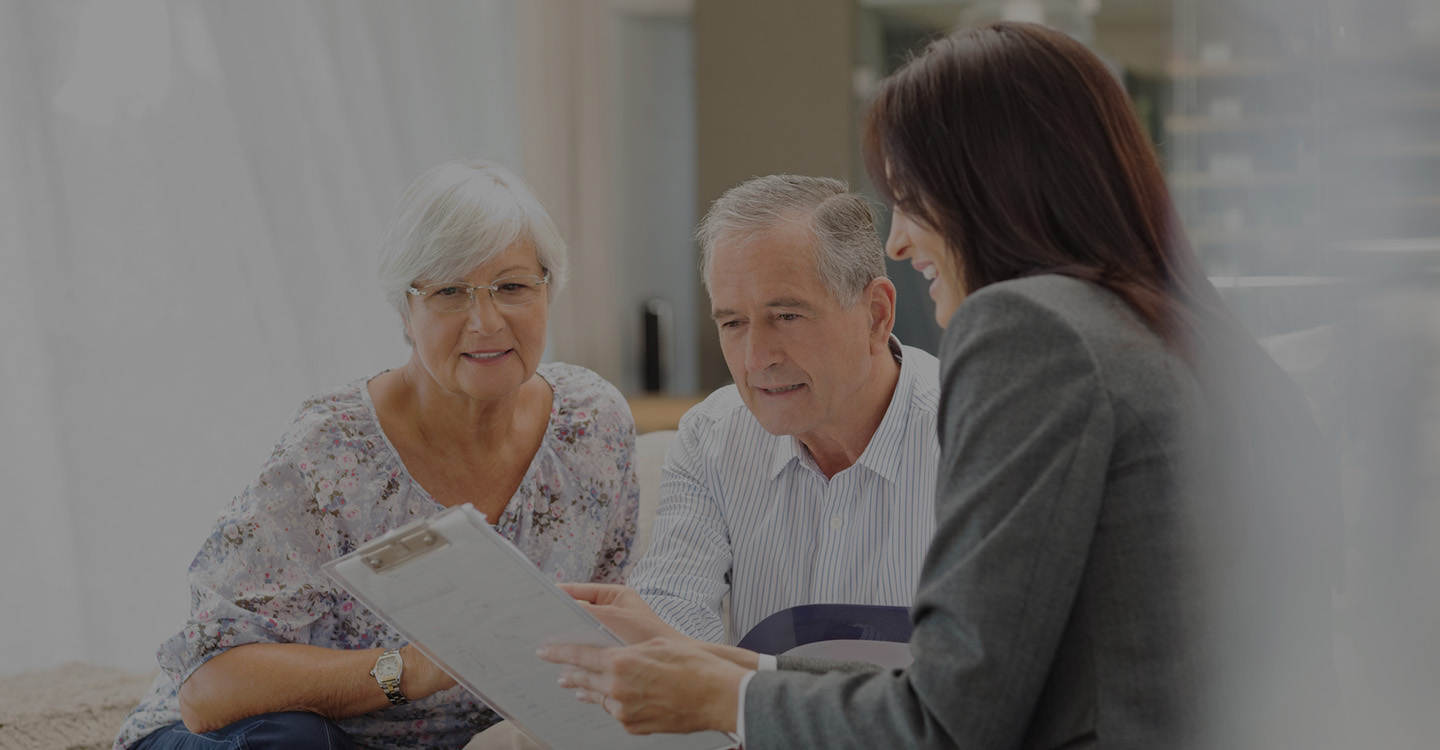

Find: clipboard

[323,504,736,750]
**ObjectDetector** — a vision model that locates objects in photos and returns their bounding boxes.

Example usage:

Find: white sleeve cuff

[735,669,758,745]
[757,653,778,671]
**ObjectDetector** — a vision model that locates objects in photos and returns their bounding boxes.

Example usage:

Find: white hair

[695,174,885,307]
[377,159,567,343]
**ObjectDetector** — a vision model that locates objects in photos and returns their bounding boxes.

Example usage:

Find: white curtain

[0,0,520,675]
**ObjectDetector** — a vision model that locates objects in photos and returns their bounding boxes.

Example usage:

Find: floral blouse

[115,363,638,750]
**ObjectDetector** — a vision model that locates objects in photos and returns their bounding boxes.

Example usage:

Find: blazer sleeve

[743,286,1116,749]
[775,655,885,676]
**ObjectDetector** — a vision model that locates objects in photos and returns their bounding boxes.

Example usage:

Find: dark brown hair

[863,21,1234,351]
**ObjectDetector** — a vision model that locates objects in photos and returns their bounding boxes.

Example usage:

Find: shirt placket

[811,469,858,604]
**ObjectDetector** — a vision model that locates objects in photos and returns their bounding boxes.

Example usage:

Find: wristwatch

[370,648,408,705]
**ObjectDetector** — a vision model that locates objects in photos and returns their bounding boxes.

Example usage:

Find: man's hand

[537,637,747,736]
[559,583,685,645]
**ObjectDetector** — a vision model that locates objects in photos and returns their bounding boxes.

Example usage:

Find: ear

[400,306,416,346]
[863,277,897,355]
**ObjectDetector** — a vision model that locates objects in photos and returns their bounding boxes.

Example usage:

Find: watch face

[374,654,402,681]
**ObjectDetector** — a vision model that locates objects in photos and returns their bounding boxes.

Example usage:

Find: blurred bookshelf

[1166,1,1323,283]
[1166,0,1440,335]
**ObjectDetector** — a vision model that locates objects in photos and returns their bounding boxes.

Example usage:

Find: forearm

[177,642,448,733]
[628,428,734,642]
[634,590,727,642]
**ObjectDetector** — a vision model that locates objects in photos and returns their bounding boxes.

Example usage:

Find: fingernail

[536,647,550,658]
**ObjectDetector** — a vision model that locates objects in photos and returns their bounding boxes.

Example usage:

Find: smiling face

[709,222,887,442]
[885,205,964,327]
[403,237,549,405]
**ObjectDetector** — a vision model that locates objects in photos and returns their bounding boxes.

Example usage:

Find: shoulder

[953,274,1130,326]
[676,384,755,437]
[292,377,370,421]
[941,275,1157,368]
[541,362,629,416]
[953,275,1149,337]
[942,276,1196,435]
[540,361,635,446]
[897,342,942,416]
[276,376,382,456]
[672,384,780,460]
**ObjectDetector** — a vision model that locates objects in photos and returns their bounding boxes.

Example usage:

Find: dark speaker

[641,299,672,393]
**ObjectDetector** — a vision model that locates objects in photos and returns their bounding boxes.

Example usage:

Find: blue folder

[736,603,913,656]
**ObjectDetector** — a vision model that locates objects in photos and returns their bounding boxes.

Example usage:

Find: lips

[757,384,803,395]
[463,350,511,361]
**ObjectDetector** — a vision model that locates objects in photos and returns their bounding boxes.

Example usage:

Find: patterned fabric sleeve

[560,366,639,584]
[593,403,638,584]
[154,414,348,686]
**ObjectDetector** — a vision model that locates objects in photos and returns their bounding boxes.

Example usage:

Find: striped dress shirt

[629,340,941,644]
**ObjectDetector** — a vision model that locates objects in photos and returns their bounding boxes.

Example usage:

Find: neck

[799,348,902,479]
[399,359,525,452]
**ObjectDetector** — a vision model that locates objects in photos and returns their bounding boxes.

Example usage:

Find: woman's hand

[400,643,457,697]
[559,582,685,645]
[537,637,748,735]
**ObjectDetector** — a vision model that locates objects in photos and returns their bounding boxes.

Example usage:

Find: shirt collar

[767,335,914,485]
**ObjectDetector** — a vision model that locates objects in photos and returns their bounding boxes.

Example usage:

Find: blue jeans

[133,712,356,750]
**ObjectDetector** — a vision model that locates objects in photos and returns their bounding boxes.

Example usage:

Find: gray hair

[378,159,567,341]
[696,174,885,307]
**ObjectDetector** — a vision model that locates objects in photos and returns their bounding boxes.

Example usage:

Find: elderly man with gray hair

[627,173,942,647]
[465,174,940,750]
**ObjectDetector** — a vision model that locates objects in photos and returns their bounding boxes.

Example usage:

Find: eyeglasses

[406,272,551,312]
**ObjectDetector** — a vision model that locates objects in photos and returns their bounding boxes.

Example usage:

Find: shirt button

[830,516,843,531]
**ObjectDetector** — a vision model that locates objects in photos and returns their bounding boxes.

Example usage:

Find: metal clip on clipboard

[361,525,448,572]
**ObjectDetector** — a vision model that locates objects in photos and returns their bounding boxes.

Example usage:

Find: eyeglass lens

[420,276,546,311]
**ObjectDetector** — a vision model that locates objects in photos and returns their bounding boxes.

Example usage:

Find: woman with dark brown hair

[540,21,1338,750]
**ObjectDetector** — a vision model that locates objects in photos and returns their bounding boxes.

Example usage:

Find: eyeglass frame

[405,271,552,311]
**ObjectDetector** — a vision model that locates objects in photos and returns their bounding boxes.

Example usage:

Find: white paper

[324,504,735,750]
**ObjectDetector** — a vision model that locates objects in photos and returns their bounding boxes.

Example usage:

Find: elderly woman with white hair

[115,159,639,750]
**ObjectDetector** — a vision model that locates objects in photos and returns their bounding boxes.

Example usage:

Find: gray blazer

[745,275,1334,749]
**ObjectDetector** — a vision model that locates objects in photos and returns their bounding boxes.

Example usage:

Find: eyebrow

[711,298,819,320]
[417,265,540,287]
[437,266,536,284]
[486,265,537,278]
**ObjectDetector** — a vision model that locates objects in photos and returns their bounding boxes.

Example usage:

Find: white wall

[615,13,700,396]
[0,0,521,676]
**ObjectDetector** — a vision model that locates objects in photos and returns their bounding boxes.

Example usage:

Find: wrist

[701,642,762,671]
[398,644,454,699]
[704,658,746,733]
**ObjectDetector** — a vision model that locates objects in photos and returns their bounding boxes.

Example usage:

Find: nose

[465,290,506,334]
[744,323,782,374]
[884,216,909,261]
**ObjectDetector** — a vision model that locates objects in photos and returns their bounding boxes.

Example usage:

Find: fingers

[557,582,625,604]
[536,643,609,671]
[541,640,740,736]
[556,666,602,692]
